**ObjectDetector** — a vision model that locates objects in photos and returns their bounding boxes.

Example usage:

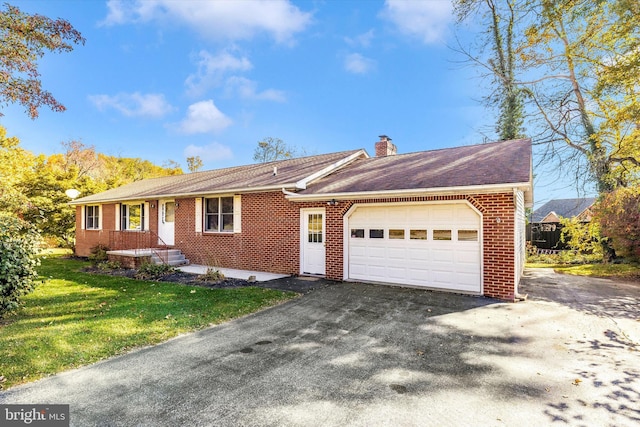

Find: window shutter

[115,204,121,230]
[233,195,242,233]
[195,198,203,233]
[98,205,103,230]
[144,202,150,230]
[81,206,86,230]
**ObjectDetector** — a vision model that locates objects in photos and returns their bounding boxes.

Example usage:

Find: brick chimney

[375,135,397,157]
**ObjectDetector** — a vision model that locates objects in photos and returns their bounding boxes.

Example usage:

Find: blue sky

[1,0,591,206]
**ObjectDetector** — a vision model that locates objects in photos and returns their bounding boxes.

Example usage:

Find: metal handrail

[108,230,171,265]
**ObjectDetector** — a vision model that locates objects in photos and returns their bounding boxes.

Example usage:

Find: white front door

[158,200,175,246]
[301,209,326,275]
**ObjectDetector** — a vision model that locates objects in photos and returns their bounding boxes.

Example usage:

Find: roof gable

[532,197,596,222]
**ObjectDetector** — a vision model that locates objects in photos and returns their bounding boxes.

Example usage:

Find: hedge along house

[71,136,533,301]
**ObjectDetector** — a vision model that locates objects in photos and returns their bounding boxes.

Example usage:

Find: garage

[346,202,482,293]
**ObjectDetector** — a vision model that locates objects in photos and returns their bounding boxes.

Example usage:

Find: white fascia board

[69,184,300,205]
[294,150,368,190]
[285,182,533,202]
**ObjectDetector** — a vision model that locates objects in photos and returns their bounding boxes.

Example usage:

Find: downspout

[514,187,527,301]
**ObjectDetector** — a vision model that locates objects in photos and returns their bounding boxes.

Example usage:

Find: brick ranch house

[72,136,533,301]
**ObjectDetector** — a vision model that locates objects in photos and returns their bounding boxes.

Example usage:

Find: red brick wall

[75,201,161,256]
[75,191,518,300]
[175,193,322,274]
[75,204,117,256]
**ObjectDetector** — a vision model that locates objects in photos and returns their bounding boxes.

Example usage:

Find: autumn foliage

[0,3,85,118]
[593,188,640,262]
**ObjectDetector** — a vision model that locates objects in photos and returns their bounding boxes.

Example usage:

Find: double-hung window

[85,205,100,230]
[205,197,234,232]
[121,203,145,231]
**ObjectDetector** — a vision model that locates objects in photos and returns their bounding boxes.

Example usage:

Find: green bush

[88,244,109,264]
[559,217,603,257]
[135,262,175,280]
[0,214,42,317]
[96,260,122,271]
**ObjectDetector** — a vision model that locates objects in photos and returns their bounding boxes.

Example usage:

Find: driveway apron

[2,271,639,426]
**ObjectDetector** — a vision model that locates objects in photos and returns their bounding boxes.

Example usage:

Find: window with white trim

[121,203,145,231]
[205,197,234,232]
[85,205,100,230]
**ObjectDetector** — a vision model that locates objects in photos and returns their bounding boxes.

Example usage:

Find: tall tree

[186,156,203,172]
[522,0,639,192]
[253,137,297,163]
[454,0,526,140]
[456,0,639,193]
[0,3,84,118]
[0,125,33,214]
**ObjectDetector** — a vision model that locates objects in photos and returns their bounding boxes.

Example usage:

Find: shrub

[0,214,42,317]
[593,188,640,262]
[135,262,175,280]
[96,260,122,271]
[559,216,603,257]
[527,250,601,265]
[88,244,109,264]
[197,267,225,282]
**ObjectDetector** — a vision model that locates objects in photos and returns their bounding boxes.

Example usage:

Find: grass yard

[0,255,297,390]
[551,263,640,279]
[527,261,640,280]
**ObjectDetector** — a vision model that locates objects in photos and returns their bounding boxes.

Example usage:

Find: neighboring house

[528,197,596,249]
[71,136,533,301]
[531,197,596,224]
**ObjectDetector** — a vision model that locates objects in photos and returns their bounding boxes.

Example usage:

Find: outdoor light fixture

[327,199,338,206]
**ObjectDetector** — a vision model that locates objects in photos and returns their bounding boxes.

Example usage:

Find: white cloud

[183,142,233,162]
[88,92,174,118]
[101,0,312,44]
[381,0,452,44]
[344,29,375,48]
[185,49,253,97]
[344,53,376,74]
[178,100,233,134]
[225,76,286,102]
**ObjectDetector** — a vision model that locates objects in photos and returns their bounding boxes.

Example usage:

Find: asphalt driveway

[2,269,639,426]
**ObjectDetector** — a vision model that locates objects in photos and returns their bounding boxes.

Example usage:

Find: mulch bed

[83,266,253,289]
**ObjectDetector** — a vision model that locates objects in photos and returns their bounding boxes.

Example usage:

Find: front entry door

[158,200,175,246]
[301,209,326,275]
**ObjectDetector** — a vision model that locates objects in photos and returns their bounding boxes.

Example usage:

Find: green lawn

[527,261,640,280]
[0,255,297,389]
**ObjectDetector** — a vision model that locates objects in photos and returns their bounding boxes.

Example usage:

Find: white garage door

[347,203,482,293]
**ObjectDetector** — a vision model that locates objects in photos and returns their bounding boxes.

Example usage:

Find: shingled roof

[531,197,596,222]
[72,150,365,204]
[72,138,532,205]
[295,138,532,195]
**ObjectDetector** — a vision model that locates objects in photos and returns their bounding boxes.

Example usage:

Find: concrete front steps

[151,249,189,266]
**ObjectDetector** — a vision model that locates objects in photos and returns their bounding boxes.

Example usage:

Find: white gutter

[281,188,299,197]
[69,184,301,205]
[284,181,533,202]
